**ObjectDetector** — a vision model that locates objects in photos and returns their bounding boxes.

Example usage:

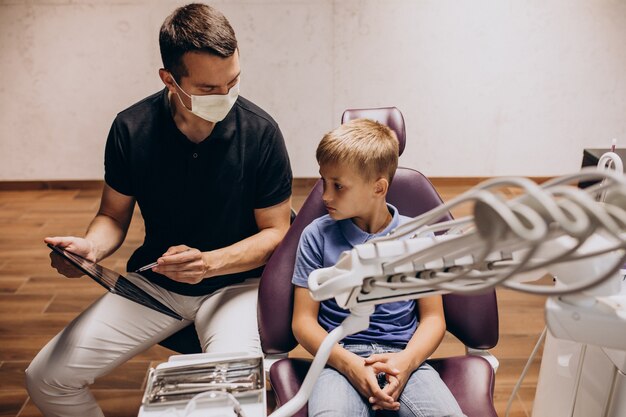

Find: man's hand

[152,245,208,284]
[365,352,413,411]
[44,236,97,278]
[45,236,97,261]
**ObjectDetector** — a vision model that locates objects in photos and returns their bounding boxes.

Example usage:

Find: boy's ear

[374,178,389,196]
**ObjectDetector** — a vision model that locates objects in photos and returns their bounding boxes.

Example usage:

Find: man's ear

[374,178,389,197]
[159,69,177,94]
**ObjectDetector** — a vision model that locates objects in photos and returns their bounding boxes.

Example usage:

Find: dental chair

[258,107,500,417]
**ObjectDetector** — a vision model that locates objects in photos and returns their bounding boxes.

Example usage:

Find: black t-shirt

[104,89,292,295]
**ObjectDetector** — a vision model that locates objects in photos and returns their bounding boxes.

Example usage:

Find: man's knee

[197,280,261,354]
[201,330,261,355]
[25,350,85,398]
[24,361,41,395]
[25,357,59,399]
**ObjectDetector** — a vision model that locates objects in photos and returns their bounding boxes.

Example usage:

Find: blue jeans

[308,343,465,417]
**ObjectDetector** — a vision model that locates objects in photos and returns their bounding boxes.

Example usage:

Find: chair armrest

[467,348,499,372]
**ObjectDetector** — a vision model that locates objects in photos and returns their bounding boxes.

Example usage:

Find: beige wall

[1,0,625,180]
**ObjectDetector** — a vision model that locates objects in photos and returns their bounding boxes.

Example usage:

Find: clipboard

[47,243,183,320]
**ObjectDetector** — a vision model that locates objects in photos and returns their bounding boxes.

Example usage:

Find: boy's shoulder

[398,213,413,225]
[302,214,337,238]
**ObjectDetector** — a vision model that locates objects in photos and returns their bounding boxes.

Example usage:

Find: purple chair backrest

[341,107,406,156]
[257,108,499,354]
[258,181,324,353]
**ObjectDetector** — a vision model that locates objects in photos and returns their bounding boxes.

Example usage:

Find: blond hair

[316,119,399,183]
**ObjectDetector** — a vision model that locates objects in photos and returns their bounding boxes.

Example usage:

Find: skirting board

[0,177,553,191]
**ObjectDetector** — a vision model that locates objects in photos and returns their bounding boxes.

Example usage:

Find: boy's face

[319,163,378,221]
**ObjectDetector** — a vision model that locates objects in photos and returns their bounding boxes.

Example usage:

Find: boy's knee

[309,406,368,417]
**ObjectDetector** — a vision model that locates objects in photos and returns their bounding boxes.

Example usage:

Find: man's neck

[168,91,215,144]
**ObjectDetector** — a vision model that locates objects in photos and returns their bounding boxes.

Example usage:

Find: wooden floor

[0,181,546,417]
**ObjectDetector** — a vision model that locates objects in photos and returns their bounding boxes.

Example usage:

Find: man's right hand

[44,236,97,261]
[45,236,97,278]
[43,184,135,278]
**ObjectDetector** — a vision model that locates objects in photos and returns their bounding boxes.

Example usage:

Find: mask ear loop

[169,76,194,112]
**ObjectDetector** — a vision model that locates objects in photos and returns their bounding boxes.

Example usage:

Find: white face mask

[172,78,239,123]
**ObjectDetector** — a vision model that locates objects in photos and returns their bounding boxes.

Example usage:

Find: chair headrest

[341,107,406,156]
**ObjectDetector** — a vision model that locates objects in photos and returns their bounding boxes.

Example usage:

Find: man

[26,3,292,416]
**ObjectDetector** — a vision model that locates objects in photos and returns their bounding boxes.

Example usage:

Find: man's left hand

[153,245,208,284]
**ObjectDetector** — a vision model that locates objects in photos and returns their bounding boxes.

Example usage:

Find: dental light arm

[309,168,626,305]
[269,167,626,417]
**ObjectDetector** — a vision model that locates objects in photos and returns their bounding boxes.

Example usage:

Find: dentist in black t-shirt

[26,4,292,416]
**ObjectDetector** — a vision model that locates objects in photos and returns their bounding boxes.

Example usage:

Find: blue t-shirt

[292,204,418,346]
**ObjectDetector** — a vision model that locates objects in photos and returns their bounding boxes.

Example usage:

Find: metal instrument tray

[142,355,264,408]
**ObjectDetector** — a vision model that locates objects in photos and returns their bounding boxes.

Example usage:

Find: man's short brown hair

[159,3,237,82]
[316,119,399,183]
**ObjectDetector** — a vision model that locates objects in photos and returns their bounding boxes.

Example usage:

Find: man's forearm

[84,213,130,262]
[201,226,285,277]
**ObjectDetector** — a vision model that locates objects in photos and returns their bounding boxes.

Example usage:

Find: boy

[291,119,464,416]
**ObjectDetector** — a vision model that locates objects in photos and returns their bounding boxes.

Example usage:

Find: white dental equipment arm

[311,168,625,300]
[269,165,626,417]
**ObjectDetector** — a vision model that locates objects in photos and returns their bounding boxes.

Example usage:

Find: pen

[135,261,158,273]
[134,248,193,273]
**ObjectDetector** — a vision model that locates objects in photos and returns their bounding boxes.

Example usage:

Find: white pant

[25,275,261,417]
